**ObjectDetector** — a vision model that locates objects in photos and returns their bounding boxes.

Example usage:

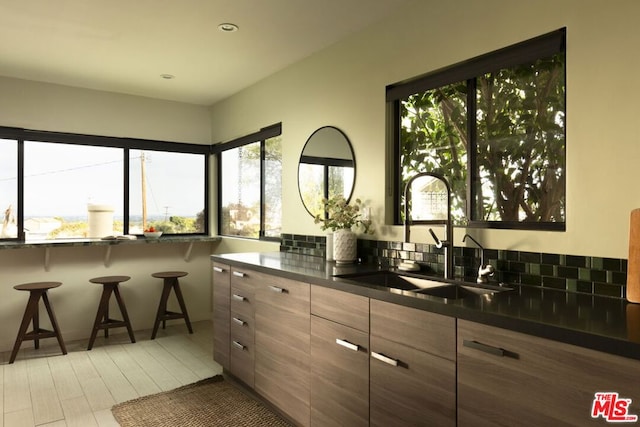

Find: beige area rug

[112,375,293,427]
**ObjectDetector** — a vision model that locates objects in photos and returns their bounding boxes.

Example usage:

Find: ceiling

[0,0,409,106]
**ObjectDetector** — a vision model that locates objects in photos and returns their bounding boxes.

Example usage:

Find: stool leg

[33,299,40,350]
[151,282,173,340]
[104,299,109,339]
[88,286,114,350]
[113,285,136,344]
[42,292,67,356]
[172,279,193,334]
[10,291,41,364]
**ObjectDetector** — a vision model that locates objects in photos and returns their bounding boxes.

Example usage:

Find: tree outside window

[218,124,282,239]
[394,29,566,230]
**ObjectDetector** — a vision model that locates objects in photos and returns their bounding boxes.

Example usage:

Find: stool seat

[151,271,188,279]
[10,281,67,364]
[87,275,135,350]
[14,281,62,292]
[90,275,131,285]
[151,271,193,339]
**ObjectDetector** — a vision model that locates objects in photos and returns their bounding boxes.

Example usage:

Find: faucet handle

[428,228,443,248]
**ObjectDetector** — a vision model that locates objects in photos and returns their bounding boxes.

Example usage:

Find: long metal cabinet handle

[371,351,399,367]
[232,340,246,350]
[336,339,359,352]
[268,285,286,293]
[232,317,246,326]
[213,266,224,273]
[232,271,246,277]
[232,294,246,301]
[463,339,506,357]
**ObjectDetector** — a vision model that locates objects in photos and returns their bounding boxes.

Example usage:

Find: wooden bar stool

[87,275,136,350]
[10,281,67,364]
[151,271,193,339]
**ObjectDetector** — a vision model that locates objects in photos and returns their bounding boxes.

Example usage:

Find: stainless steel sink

[415,282,512,300]
[334,270,450,291]
[334,270,513,300]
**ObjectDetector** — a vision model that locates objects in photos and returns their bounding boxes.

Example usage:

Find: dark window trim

[0,125,210,154]
[386,28,566,101]
[211,123,282,154]
[299,155,354,168]
[216,123,282,241]
[389,28,566,230]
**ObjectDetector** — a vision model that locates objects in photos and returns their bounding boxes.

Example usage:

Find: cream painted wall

[210,0,640,259]
[0,77,216,353]
[0,76,211,143]
[0,242,215,353]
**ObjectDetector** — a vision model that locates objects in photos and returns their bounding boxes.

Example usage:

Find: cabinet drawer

[230,280,254,320]
[310,315,369,427]
[257,273,310,311]
[370,299,455,360]
[230,336,254,387]
[370,334,456,427]
[458,319,640,426]
[311,285,369,332]
[230,311,254,343]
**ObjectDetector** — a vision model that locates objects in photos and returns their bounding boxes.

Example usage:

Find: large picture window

[389,28,566,230]
[217,123,282,239]
[0,139,18,238]
[0,127,209,241]
[129,150,205,234]
[24,141,123,239]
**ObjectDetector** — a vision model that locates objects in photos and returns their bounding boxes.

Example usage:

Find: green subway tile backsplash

[279,234,629,299]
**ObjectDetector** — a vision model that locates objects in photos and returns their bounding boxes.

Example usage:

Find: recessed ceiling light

[218,23,238,32]
[160,74,175,80]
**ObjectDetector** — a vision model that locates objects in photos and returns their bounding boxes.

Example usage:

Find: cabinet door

[310,315,369,427]
[255,272,311,427]
[370,300,456,427]
[370,334,456,427]
[458,319,640,426]
[212,262,230,369]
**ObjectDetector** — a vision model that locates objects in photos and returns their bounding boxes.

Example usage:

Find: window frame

[0,126,210,241]
[214,123,282,241]
[387,28,566,231]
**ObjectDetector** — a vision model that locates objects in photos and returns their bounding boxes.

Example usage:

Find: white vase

[326,232,334,261]
[333,229,357,264]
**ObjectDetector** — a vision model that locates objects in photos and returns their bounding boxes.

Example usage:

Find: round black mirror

[298,126,355,218]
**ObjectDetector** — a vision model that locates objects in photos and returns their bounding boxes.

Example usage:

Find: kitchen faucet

[403,172,454,279]
[462,234,495,283]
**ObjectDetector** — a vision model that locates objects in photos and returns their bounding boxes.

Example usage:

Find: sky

[0,139,205,219]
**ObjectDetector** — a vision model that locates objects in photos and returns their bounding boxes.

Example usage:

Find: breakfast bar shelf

[0,236,220,271]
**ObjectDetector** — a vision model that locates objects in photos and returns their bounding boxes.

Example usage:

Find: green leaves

[314,196,374,234]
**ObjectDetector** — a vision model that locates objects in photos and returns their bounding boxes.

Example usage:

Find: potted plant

[314,196,373,264]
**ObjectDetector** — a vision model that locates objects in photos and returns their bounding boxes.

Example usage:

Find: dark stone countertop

[211,251,640,361]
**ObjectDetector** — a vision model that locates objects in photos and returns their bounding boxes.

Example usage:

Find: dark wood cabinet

[310,286,369,427]
[458,319,640,427]
[254,271,311,427]
[369,299,456,427]
[213,259,640,427]
[212,262,230,370]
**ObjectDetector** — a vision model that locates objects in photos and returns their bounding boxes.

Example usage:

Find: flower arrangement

[314,196,373,234]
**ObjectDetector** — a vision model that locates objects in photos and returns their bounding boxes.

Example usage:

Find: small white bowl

[144,231,163,239]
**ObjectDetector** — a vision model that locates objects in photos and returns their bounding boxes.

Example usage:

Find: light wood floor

[0,320,221,427]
